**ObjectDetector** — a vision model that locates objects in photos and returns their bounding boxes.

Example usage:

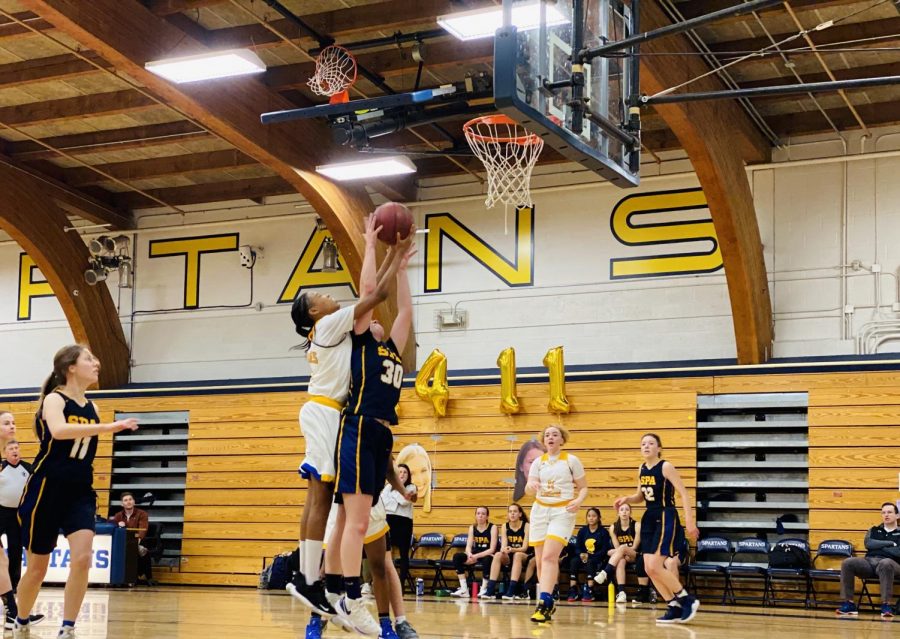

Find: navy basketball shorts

[640,507,685,558]
[19,477,96,555]
[335,414,393,505]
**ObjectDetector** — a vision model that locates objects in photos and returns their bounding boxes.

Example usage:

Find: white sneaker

[325,592,354,632]
[336,596,380,637]
[13,619,29,638]
[501,594,516,601]
[58,628,76,639]
[361,582,373,595]
[615,590,627,604]
[450,586,468,598]
[594,569,608,585]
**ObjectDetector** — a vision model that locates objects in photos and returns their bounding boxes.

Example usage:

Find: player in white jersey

[287,215,407,617]
[526,425,588,624]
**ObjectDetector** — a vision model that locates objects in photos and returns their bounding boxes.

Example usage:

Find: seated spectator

[451,506,497,597]
[566,507,612,602]
[836,502,900,619]
[482,504,529,598]
[596,503,653,603]
[110,492,151,584]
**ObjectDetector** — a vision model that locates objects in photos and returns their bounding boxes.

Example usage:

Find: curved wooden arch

[641,2,774,364]
[0,164,129,387]
[23,0,412,360]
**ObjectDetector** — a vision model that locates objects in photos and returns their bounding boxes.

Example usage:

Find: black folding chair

[724,537,769,605]
[433,533,468,592]
[807,539,853,609]
[407,532,446,593]
[765,538,811,607]
[685,536,732,605]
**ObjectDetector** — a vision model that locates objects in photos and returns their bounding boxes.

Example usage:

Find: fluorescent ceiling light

[316,156,417,181]
[438,1,570,41]
[145,49,266,83]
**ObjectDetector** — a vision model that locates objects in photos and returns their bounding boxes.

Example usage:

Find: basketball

[373,202,414,245]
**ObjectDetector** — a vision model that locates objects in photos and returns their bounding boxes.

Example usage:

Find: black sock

[1,591,15,618]
[616,585,626,593]
[325,573,343,595]
[344,576,362,600]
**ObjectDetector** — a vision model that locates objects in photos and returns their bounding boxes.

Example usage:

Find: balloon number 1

[543,346,571,414]
[497,347,521,414]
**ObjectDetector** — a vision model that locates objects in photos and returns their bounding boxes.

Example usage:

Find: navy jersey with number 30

[345,330,403,424]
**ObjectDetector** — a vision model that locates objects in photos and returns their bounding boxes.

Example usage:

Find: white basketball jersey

[529,452,586,505]
[305,305,356,403]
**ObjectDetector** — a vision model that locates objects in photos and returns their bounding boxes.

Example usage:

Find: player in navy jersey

[613,433,699,624]
[15,345,137,639]
[332,238,417,635]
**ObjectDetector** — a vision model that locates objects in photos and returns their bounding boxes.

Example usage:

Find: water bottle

[416,578,424,596]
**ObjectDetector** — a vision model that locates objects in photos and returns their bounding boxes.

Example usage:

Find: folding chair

[685,536,732,605]
[765,538,811,607]
[807,539,853,609]
[433,533,468,592]
[407,532,445,593]
[724,537,769,605]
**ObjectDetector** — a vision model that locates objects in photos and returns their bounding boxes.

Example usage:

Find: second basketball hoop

[307,45,357,104]
[463,114,544,210]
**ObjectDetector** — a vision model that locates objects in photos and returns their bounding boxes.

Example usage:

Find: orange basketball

[373,202,413,245]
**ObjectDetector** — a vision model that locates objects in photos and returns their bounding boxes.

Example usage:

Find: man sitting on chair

[111,492,152,584]
[836,502,900,619]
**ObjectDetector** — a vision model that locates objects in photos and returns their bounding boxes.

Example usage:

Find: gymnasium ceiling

[0,0,897,227]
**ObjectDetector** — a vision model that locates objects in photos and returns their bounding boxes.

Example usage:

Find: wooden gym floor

[24,587,896,638]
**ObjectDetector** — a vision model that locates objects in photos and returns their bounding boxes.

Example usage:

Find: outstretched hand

[364,213,383,247]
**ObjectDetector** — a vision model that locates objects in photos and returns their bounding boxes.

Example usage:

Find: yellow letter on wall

[609,188,722,279]
[424,207,534,293]
[17,253,54,321]
[148,233,239,309]
[278,228,357,303]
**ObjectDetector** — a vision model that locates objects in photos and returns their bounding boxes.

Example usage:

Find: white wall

[1,127,898,389]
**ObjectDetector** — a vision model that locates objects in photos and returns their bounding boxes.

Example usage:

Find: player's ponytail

[35,344,86,435]
[290,293,314,351]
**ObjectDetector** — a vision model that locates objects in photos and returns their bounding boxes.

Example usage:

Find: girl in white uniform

[526,425,588,623]
[288,215,407,617]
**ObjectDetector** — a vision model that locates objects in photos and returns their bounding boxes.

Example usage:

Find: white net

[464,115,544,209]
[307,45,357,97]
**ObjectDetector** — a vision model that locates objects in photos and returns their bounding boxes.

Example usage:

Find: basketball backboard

[493,0,640,187]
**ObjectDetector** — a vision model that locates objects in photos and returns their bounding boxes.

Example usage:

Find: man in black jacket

[836,502,900,619]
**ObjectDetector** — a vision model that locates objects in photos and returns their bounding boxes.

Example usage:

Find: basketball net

[307,45,357,101]
[464,115,544,231]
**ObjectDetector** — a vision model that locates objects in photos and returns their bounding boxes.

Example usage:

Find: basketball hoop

[464,114,544,210]
[307,45,357,104]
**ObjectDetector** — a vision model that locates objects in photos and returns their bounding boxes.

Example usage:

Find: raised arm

[42,395,137,440]
[663,461,698,540]
[353,235,406,332]
[359,213,382,297]
[389,232,417,353]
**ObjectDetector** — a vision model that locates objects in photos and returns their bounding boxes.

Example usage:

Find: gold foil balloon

[543,346,570,414]
[497,347,521,414]
[415,349,449,417]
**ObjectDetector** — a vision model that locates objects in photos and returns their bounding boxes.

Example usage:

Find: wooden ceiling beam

[207,0,481,50]
[266,38,493,91]
[146,0,223,16]
[739,62,900,90]
[0,11,52,39]
[0,89,156,127]
[674,0,856,23]
[22,0,414,355]
[0,52,109,89]
[640,1,773,364]
[62,148,259,186]
[0,162,129,387]
[114,175,293,208]
[712,16,900,54]
[766,98,900,137]
[7,120,209,161]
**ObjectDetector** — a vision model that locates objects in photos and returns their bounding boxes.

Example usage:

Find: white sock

[458,576,467,590]
[302,540,324,582]
[481,579,488,590]
[395,616,406,625]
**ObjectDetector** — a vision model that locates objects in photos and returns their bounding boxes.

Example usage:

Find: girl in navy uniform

[566,507,611,602]
[596,502,655,603]
[452,506,497,597]
[613,433,699,624]
[16,345,137,639]
[483,504,529,598]
[332,239,416,636]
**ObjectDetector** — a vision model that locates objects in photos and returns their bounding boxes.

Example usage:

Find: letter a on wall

[424,207,534,293]
[278,228,357,303]
[609,188,723,279]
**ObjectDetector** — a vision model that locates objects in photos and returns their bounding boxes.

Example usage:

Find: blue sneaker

[657,604,682,624]
[380,617,400,639]
[836,601,858,617]
[305,616,322,639]
[678,595,700,623]
[881,603,894,619]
